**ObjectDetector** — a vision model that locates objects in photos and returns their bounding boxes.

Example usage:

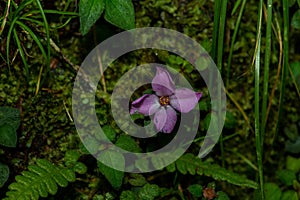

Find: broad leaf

[0,163,9,188]
[286,156,300,172]
[115,135,141,152]
[276,170,296,186]
[104,0,135,30]
[289,0,297,7]
[128,174,147,186]
[291,9,300,29]
[0,124,17,147]
[79,0,105,35]
[0,107,20,130]
[102,125,116,142]
[0,107,20,147]
[187,184,203,198]
[216,191,230,200]
[290,62,300,89]
[138,183,160,200]
[264,183,281,200]
[97,150,124,189]
[285,136,300,154]
[120,191,137,200]
[281,190,299,200]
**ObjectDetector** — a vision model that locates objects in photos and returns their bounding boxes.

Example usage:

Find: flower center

[159,96,170,106]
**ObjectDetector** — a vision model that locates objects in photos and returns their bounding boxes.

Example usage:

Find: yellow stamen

[159,96,170,106]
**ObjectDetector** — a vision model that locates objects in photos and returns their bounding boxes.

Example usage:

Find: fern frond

[4,159,76,200]
[167,153,258,189]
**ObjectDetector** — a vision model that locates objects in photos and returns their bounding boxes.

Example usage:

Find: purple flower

[130,67,202,133]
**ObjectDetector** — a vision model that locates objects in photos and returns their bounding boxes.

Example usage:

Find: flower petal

[130,94,160,116]
[170,88,202,113]
[152,67,175,96]
[154,106,177,133]
[153,108,167,132]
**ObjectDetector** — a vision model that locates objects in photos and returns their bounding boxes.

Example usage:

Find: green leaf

[224,111,237,129]
[0,107,20,130]
[128,174,147,186]
[115,135,141,152]
[138,183,160,200]
[120,191,137,200]
[79,0,105,35]
[64,150,81,166]
[0,107,20,147]
[290,62,300,89]
[289,0,297,7]
[73,162,88,174]
[285,136,300,154]
[36,159,68,188]
[263,183,281,200]
[0,124,17,147]
[135,159,150,172]
[187,184,203,198]
[276,170,296,186]
[203,113,212,130]
[216,191,230,200]
[0,162,9,188]
[4,159,76,200]
[286,156,300,172]
[291,10,300,29]
[83,135,101,154]
[104,0,135,30]
[166,162,176,172]
[97,150,124,189]
[231,0,242,15]
[284,124,298,141]
[102,125,116,141]
[281,190,299,200]
[175,153,258,188]
[195,54,211,71]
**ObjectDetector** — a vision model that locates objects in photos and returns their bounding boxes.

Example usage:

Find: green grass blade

[217,0,228,167]
[22,10,78,17]
[53,17,74,29]
[226,0,246,86]
[6,16,19,72]
[0,0,11,36]
[12,0,33,18]
[19,17,45,26]
[275,0,289,139]
[35,0,50,78]
[0,51,6,63]
[15,21,47,63]
[231,0,242,15]
[5,0,33,70]
[254,0,264,199]
[211,0,221,60]
[261,0,273,149]
[13,28,30,80]
[217,0,228,72]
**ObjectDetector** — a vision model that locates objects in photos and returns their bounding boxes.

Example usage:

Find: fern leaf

[60,168,76,182]
[172,153,258,189]
[36,159,68,187]
[4,159,76,200]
